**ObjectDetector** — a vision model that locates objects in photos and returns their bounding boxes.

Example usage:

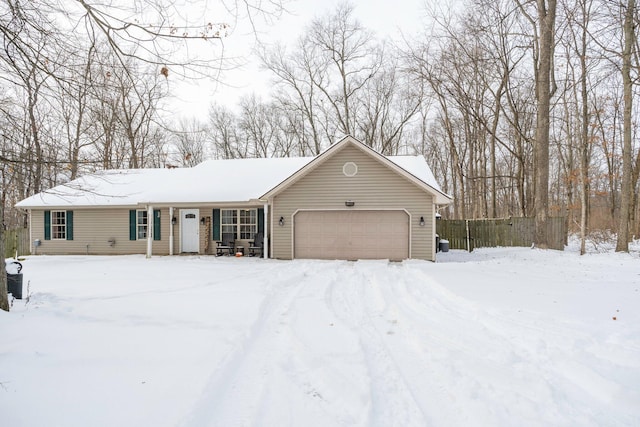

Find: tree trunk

[533,0,556,249]
[0,196,9,312]
[616,0,635,252]
[579,48,590,255]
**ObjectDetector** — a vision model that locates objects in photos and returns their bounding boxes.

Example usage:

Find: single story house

[16,136,452,261]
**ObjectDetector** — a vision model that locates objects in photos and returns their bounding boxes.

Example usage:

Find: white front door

[180,209,200,253]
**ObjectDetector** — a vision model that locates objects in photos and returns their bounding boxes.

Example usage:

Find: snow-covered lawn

[2,241,639,426]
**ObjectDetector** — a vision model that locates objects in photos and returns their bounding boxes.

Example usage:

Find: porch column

[169,206,174,256]
[28,209,33,254]
[263,203,269,259]
[146,205,153,259]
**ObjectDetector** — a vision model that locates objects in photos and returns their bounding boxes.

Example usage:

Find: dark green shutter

[44,210,51,240]
[257,208,264,233]
[153,209,161,241]
[213,209,221,240]
[129,210,136,240]
[66,211,74,240]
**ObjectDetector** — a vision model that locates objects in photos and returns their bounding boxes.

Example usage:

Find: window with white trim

[137,210,148,240]
[221,209,257,239]
[51,210,67,240]
[239,209,257,239]
[221,209,237,238]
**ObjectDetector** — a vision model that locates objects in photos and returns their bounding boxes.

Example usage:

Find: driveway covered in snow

[1,246,639,426]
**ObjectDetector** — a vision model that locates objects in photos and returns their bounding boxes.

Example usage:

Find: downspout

[263,203,269,259]
[169,206,174,256]
[146,205,153,259]
[432,204,437,261]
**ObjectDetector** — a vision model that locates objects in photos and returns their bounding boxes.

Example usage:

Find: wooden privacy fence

[4,228,30,258]
[436,217,567,251]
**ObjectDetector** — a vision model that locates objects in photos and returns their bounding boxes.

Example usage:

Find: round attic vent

[343,162,358,177]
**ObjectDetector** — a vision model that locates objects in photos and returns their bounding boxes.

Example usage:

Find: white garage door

[294,210,409,260]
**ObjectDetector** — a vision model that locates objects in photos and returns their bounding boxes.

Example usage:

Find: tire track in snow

[324,262,429,427]
[180,258,636,427]
[340,261,493,425]
[180,262,327,427]
[359,264,517,425]
[379,264,632,426]
[324,261,570,426]
[377,264,567,425]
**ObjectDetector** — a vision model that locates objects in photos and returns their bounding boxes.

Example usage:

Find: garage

[294,210,409,260]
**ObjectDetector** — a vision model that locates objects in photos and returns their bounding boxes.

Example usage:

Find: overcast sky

[172,0,427,119]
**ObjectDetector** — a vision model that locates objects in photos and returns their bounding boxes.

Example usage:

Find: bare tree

[238,94,280,158]
[559,0,599,254]
[208,104,244,159]
[261,3,393,152]
[0,30,54,195]
[308,3,382,139]
[616,0,636,252]
[57,42,99,179]
[592,90,622,226]
[0,199,7,312]
[407,2,535,219]
[109,60,167,169]
[260,41,326,154]
[517,0,558,248]
[357,60,423,155]
[170,118,208,167]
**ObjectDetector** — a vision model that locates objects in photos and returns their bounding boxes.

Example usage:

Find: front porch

[144,205,269,258]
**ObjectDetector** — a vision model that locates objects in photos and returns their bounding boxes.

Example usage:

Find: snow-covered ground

[2,239,639,426]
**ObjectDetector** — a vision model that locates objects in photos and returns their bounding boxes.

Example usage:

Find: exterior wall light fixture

[200,217,206,225]
[278,216,285,226]
[419,216,425,226]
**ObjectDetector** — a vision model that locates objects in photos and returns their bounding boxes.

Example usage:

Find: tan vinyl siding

[29,206,263,256]
[271,145,436,260]
[31,208,173,255]
[28,207,235,256]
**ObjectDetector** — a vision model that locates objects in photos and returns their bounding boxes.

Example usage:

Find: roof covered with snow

[16,144,450,209]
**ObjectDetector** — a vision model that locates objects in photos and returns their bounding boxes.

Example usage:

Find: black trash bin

[439,239,450,253]
[6,261,23,299]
